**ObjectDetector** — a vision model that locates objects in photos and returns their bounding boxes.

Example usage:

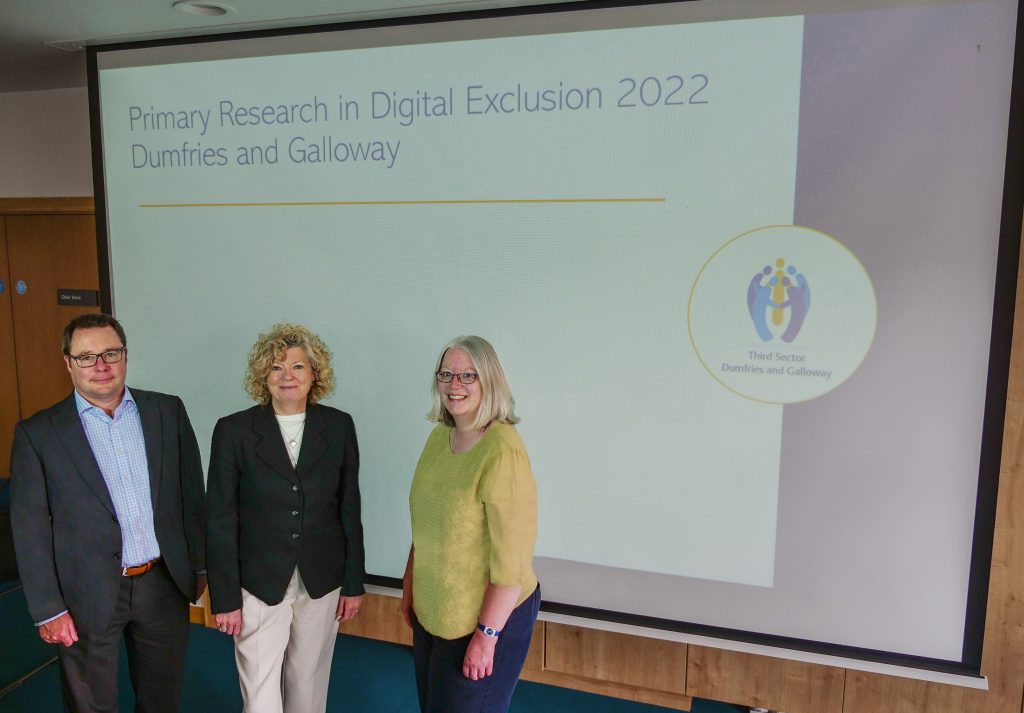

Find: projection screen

[89,0,1024,678]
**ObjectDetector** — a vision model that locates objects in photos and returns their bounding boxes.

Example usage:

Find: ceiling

[0,0,571,94]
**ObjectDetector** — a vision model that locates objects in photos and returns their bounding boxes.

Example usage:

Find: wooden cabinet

[529,623,691,710]
[0,199,97,478]
[686,645,844,713]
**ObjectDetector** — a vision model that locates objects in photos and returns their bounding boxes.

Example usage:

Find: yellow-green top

[410,422,538,639]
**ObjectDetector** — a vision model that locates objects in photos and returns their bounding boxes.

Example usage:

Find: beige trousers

[235,569,341,713]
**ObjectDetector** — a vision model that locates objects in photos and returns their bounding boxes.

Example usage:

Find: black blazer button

[113,552,120,559]
[111,516,117,524]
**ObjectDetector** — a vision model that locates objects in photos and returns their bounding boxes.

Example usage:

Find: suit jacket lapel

[134,389,164,511]
[254,406,299,484]
[295,405,327,478]
[51,394,117,515]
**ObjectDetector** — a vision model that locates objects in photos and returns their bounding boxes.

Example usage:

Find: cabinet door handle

[15,280,26,295]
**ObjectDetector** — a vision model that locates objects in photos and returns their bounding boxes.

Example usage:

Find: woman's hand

[463,629,497,680]
[401,547,415,629]
[215,609,242,636]
[337,595,364,623]
[401,578,415,629]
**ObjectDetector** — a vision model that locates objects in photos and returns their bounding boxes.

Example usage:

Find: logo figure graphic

[747,258,810,343]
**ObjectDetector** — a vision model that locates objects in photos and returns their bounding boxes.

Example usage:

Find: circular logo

[688,225,876,404]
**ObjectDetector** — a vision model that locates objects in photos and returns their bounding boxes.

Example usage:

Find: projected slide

[100,16,805,587]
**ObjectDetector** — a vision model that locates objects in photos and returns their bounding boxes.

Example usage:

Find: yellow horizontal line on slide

[139,198,667,208]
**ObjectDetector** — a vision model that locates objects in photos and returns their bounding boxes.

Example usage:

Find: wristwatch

[477,623,501,638]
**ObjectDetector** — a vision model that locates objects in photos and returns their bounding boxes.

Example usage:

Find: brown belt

[122,558,160,577]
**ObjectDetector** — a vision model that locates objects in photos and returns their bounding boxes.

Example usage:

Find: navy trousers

[412,585,540,713]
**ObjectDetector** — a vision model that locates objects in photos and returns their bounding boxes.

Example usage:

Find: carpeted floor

[0,483,16,585]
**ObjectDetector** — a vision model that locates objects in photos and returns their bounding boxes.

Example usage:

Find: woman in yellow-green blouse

[401,335,539,713]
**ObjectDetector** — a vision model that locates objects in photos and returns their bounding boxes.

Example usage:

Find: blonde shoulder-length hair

[243,323,336,406]
[427,335,519,430]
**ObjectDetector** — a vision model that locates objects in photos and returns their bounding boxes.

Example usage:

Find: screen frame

[85,0,1024,677]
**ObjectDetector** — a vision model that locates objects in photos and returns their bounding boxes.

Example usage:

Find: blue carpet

[0,587,55,693]
[0,623,745,712]
[0,659,60,713]
[0,480,17,587]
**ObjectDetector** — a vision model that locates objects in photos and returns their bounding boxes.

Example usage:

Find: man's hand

[39,612,78,647]
[400,580,414,629]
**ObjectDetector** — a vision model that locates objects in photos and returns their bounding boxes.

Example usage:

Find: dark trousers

[58,560,189,713]
[412,585,540,713]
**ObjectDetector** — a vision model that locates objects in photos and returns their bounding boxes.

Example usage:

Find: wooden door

[6,214,99,419]
[0,221,20,478]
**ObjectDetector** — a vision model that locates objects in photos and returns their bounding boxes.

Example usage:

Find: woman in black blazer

[206,323,365,713]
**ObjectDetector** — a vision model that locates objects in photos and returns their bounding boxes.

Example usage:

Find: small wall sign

[57,289,100,306]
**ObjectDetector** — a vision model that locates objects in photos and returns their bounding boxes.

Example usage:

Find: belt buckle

[122,565,129,576]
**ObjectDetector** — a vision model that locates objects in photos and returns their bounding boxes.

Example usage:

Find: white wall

[0,87,92,197]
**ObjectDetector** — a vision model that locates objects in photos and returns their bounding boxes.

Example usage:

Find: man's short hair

[61,313,127,356]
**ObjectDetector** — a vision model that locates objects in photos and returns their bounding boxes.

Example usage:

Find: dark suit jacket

[9,389,206,634]
[205,403,365,613]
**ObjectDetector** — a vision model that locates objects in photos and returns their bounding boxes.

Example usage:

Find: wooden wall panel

[191,586,218,628]
[189,602,210,626]
[0,197,94,215]
[842,228,1024,713]
[686,645,844,713]
[842,672,969,713]
[523,622,544,672]
[339,592,413,646]
[545,623,687,695]
[0,220,20,478]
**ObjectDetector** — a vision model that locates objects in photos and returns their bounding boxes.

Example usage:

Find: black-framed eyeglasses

[436,371,478,385]
[69,348,126,368]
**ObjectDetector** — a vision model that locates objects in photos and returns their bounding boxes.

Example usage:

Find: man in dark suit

[10,313,206,713]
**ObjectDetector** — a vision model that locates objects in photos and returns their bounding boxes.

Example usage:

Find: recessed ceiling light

[172,1,235,16]
[44,39,87,52]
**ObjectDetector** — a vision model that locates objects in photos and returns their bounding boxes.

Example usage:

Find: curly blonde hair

[244,323,336,406]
